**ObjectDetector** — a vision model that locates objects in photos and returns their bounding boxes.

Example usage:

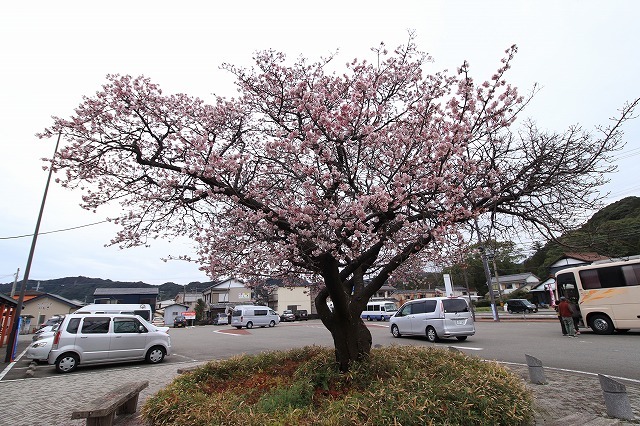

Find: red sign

[183,311,196,320]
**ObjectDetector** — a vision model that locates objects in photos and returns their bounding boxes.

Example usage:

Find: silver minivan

[231,305,280,329]
[48,313,171,373]
[389,297,475,342]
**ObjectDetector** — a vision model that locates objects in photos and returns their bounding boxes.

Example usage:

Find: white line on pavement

[0,347,29,381]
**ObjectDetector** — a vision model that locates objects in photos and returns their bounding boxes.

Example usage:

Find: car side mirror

[138,325,145,333]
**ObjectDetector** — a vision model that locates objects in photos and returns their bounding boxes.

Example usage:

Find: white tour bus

[74,303,153,321]
[555,258,640,334]
[361,300,398,321]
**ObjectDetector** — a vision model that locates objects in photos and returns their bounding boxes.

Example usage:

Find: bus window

[622,264,640,286]
[579,265,626,289]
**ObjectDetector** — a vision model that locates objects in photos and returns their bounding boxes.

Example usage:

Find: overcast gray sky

[1,1,638,286]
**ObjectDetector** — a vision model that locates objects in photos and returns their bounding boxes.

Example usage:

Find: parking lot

[2,319,640,425]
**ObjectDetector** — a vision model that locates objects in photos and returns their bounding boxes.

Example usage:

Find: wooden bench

[71,380,149,426]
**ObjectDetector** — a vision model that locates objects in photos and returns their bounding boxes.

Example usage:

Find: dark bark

[315,288,372,372]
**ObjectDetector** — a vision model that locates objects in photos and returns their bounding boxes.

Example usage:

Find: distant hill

[0,276,214,303]
[524,196,640,278]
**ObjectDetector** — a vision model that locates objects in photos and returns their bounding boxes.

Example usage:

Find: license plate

[456,320,465,325]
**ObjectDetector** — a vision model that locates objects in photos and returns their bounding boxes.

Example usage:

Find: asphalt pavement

[1,320,639,426]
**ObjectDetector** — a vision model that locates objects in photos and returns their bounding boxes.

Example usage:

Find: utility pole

[5,133,61,362]
[474,218,500,322]
[461,262,475,321]
[491,256,504,300]
[10,269,19,297]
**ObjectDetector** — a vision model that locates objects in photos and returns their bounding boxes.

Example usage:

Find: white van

[48,313,171,373]
[361,300,398,321]
[231,305,280,329]
[74,304,153,321]
[389,297,475,342]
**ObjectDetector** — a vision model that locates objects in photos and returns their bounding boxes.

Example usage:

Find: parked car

[48,313,171,373]
[295,310,309,321]
[390,297,475,342]
[173,315,187,328]
[505,299,538,314]
[33,323,60,342]
[39,315,63,329]
[231,305,280,329]
[27,336,54,362]
[280,310,296,322]
[213,313,229,325]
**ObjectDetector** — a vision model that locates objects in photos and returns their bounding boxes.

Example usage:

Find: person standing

[557,297,576,337]
[569,299,581,335]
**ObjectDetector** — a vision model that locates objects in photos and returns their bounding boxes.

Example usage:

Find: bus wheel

[590,314,614,335]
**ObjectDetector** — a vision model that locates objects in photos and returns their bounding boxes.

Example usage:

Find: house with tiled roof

[547,252,610,276]
[490,272,540,295]
[11,291,83,333]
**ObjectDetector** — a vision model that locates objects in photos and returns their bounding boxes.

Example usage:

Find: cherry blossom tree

[39,37,637,371]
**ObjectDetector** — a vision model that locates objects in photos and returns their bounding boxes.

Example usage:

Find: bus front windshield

[384,303,397,312]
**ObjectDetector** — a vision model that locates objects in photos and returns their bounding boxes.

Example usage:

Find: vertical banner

[11,317,22,361]
[443,274,453,297]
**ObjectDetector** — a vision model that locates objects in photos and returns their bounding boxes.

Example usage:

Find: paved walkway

[1,338,638,425]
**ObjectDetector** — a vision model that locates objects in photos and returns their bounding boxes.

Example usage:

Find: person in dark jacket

[557,297,576,337]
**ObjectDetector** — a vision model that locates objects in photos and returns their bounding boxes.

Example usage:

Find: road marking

[449,346,483,351]
[213,329,251,336]
[0,346,30,381]
[366,323,389,328]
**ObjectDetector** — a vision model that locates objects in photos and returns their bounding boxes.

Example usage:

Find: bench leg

[116,394,140,415]
[86,411,115,426]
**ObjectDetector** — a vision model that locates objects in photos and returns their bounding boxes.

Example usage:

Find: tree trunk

[330,315,372,372]
[316,293,372,372]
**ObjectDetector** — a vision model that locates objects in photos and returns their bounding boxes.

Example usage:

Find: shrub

[142,346,533,425]
[474,299,492,308]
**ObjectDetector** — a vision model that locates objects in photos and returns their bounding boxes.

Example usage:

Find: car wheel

[246,321,254,329]
[507,309,514,314]
[456,336,468,341]
[426,326,438,343]
[590,314,614,335]
[366,316,372,321]
[55,353,79,373]
[146,346,166,364]
[269,320,276,327]
[391,324,401,338]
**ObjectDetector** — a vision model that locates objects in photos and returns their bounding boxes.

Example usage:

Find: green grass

[142,346,533,425]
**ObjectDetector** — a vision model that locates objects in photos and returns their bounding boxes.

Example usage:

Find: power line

[0,220,109,240]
